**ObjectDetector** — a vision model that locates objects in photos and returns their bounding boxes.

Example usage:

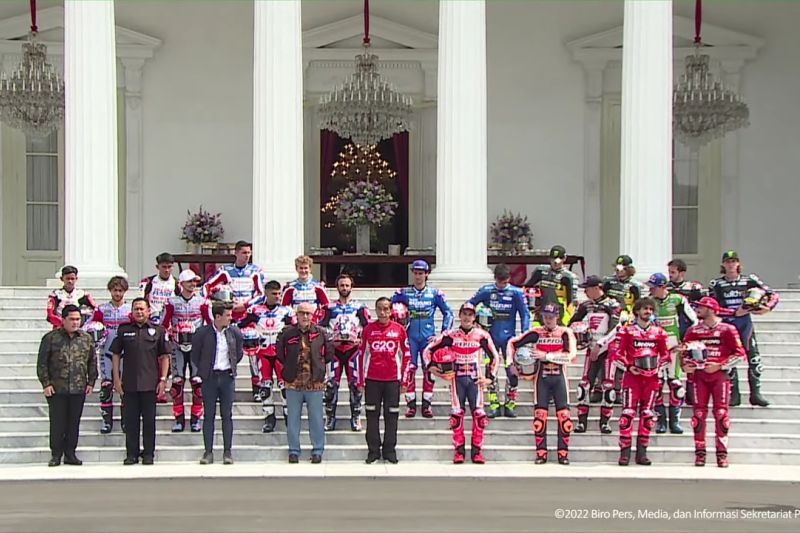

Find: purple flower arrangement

[335,180,398,228]
[490,210,532,246]
[181,206,224,244]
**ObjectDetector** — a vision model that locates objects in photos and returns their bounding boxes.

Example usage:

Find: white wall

[107,1,799,285]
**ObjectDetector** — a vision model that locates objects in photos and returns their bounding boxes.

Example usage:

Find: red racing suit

[508,326,577,461]
[281,277,330,322]
[423,327,498,454]
[47,288,97,329]
[682,321,745,462]
[612,322,670,453]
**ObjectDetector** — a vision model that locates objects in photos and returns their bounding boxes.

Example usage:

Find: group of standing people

[37,241,777,468]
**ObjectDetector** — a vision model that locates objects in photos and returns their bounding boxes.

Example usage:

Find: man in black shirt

[110,297,170,465]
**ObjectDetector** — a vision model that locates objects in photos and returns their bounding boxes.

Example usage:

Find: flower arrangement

[490,210,532,246]
[335,180,398,228]
[181,206,224,244]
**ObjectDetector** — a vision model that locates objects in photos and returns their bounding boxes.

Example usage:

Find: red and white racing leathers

[139,275,177,326]
[47,288,97,329]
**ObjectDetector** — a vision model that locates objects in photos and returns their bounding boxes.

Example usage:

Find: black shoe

[635,446,651,466]
[618,448,631,466]
[63,455,82,466]
[262,414,277,433]
[310,454,322,464]
[48,456,61,467]
[558,456,570,465]
[365,454,380,464]
[384,456,399,464]
[200,451,214,465]
[223,452,233,465]
[100,422,113,435]
[534,455,547,465]
[288,454,299,464]
[142,455,154,465]
[123,456,139,465]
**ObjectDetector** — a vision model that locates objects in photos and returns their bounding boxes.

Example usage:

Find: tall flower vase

[356,224,371,254]
[185,241,200,254]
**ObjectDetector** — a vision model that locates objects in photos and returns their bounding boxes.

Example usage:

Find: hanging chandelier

[0,0,65,137]
[673,0,749,149]
[318,0,412,147]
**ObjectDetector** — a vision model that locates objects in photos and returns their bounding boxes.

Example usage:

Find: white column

[619,0,672,278]
[430,0,490,284]
[581,63,606,275]
[252,0,304,282]
[122,58,145,281]
[64,0,124,280]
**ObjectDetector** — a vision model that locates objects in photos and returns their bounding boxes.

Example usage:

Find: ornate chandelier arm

[363,0,370,46]
[694,0,702,45]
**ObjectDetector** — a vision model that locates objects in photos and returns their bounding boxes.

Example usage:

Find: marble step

[3,444,799,465]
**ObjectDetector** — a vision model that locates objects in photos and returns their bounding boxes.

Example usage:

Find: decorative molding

[303,14,437,50]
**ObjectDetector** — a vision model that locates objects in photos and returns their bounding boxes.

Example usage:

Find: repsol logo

[702,338,721,346]
[633,340,656,349]
[537,337,564,345]
[370,340,398,352]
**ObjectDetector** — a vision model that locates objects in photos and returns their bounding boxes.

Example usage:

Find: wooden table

[173,253,585,286]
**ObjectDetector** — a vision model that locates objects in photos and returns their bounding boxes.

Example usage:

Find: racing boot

[534,450,547,465]
[557,450,569,466]
[100,421,113,434]
[695,449,706,467]
[668,406,684,434]
[453,445,466,464]
[728,370,741,407]
[324,416,337,432]
[748,377,770,407]
[716,453,729,468]
[618,447,631,466]
[405,400,417,418]
[574,413,588,434]
[350,415,362,432]
[471,447,485,464]
[485,388,500,419]
[421,400,434,419]
[190,415,202,433]
[262,414,277,434]
[598,414,612,435]
[654,404,667,434]
[503,401,517,418]
[635,443,651,466]
[100,407,113,434]
[171,416,185,433]
[252,385,260,403]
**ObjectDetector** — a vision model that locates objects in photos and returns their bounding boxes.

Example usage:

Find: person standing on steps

[37,305,97,467]
[469,264,529,418]
[708,250,779,407]
[358,297,411,464]
[111,298,171,465]
[191,302,244,465]
[391,260,453,419]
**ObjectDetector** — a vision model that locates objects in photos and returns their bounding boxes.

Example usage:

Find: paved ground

[1,476,799,533]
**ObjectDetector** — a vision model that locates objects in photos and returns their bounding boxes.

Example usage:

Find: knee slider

[533,408,548,436]
[716,409,730,433]
[170,378,184,399]
[619,409,635,431]
[556,408,573,435]
[670,379,686,399]
[472,409,488,429]
[602,387,617,406]
[642,410,656,431]
[449,412,464,431]
[191,384,202,401]
[323,382,336,404]
[99,382,113,403]
[576,380,590,403]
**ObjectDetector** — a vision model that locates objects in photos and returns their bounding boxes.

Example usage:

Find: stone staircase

[1,286,799,465]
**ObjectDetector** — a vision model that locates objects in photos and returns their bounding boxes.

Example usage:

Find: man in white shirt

[190,303,244,465]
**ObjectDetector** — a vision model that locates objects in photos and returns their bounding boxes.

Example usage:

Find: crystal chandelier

[673,0,749,149]
[0,1,64,137]
[318,0,412,147]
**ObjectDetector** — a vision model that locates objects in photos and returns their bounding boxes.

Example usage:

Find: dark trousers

[123,391,157,459]
[47,394,86,459]
[365,379,400,460]
[201,370,235,453]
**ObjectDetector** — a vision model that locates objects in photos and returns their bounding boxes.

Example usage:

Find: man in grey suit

[191,302,243,465]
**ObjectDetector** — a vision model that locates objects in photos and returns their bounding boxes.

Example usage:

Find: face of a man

[215,309,233,329]
[157,262,173,280]
[550,258,564,271]
[651,286,668,300]
[636,305,654,323]
[110,286,126,304]
[412,270,427,288]
[460,310,476,328]
[696,305,712,320]
[296,303,315,329]
[63,311,81,333]
[723,259,740,278]
[131,301,150,324]
[376,300,391,323]
[234,246,252,267]
[668,265,684,284]
[62,273,77,292]
[495,277,510,290]
[542,313,558,329]
[337,277,352,299]
[296,263,311,281]
[585,286,602,300]
[266,288,281,306]
[180,279,196,296]
[615,265,627,280]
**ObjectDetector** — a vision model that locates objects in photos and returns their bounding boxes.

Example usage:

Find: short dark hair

[212,301,233,318]
[61,265,78,277]
[235,240,252,251]
[131,297,150,308]
[668,259,687,272]
[633,297,657,315]
[107,276,129,291]
[336,273,353,285]
[493,263,511,280]
[61,304,81,319]
[375,296,391,308]
[265,280,282,291]
[156,253,174,265]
